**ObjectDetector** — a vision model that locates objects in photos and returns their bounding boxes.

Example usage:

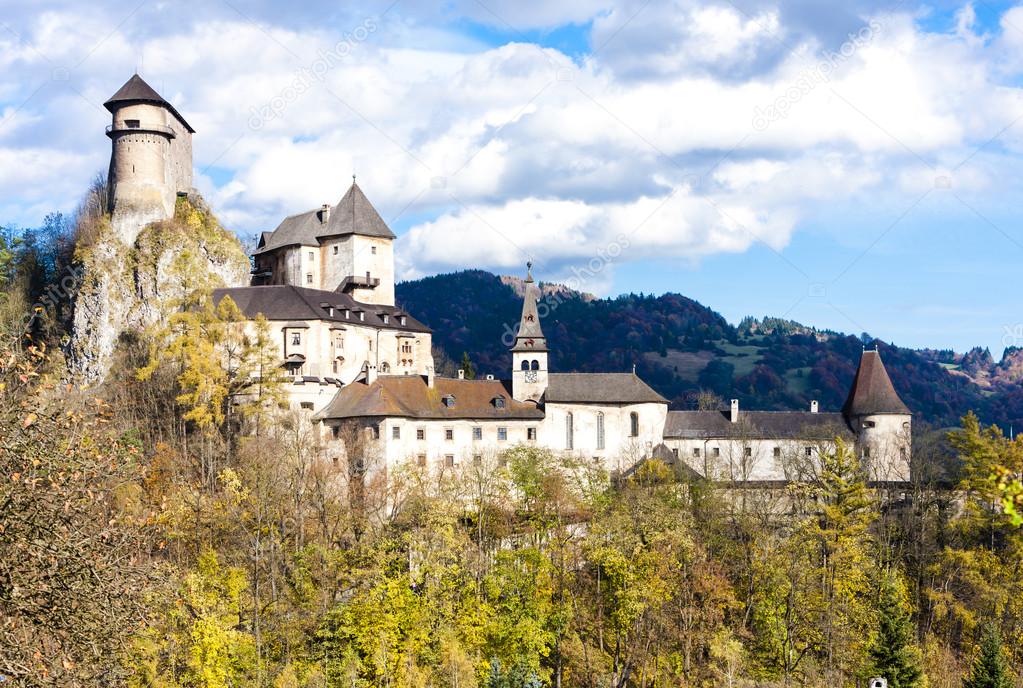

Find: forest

[2,212,1023,687]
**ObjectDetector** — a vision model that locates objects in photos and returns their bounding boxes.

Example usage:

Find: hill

[396,269,1022,430]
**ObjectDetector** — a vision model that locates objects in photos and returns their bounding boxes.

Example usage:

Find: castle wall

[542,401,668,473]
[349,235,394,305]
[851,413,912,482]
[664,436,841,481]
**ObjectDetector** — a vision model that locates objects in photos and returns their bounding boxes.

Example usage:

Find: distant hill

[396,270,1023,431]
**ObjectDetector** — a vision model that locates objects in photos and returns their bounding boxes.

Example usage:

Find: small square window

[331,426,340,440]
[306,273,313,284]
[497,427,507,441]
[371,246,377,254]
[672,448,679,457]
[300,402,314,410]
[308,251,314,260]
[805,446,812,457]
[291,332,301,346]
[444,454,455,467]
[744,447,752,457]
[416,428,425,441]
[863,447,872,458]
[473,454,482,465]
[445,428,453,441]
[693,448,701,458]
[333,245,339,255]
[125,119,140,128]
[417,454,426,467]
[392,426,400,440]
[472,427,482,441]
[527,427,537,441]
[712,448,720,457]
[773,447,781,458]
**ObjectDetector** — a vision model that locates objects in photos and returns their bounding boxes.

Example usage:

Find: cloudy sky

[3,0,1023,356]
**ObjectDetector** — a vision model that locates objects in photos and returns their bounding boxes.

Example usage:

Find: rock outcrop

[67,193,249,383]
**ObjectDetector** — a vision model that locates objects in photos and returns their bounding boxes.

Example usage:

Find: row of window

[390,426,537,442]
[565,411,640,451]
[416,453,505,469]
[682,445,908,460]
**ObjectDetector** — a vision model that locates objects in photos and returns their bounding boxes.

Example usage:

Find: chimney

[810,400,819,413]
[365,362,377,385]
[730,399,739,423]
[426,364,435,388]
[458,369,465,380]
[319,203,330,224]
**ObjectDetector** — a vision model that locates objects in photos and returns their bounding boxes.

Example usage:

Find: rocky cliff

[67,193,249,382]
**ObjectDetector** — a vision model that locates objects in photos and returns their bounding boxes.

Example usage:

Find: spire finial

[526,261,533,281]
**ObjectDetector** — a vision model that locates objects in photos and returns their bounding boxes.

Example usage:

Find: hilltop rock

[66,193,249,382]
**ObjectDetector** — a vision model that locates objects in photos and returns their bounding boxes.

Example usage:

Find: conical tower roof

[328,181,395,239]
[842,349,910,416]
[511,263,548,352]
[104,73,194,132]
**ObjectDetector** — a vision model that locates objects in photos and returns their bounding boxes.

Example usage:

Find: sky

[2,0,1023,357]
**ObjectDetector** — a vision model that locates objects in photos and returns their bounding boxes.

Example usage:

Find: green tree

[962,624,1012,688]
[459,351,477,379]
[866,575,923,688]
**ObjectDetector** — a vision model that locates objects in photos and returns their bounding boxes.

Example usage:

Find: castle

[102,74,912,483]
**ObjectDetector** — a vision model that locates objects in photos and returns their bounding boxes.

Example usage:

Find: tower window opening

[596,412,605,450]
[530,360,539,371]
[629,412,639,437]
[521,360,529,371]
[125,119,140,128]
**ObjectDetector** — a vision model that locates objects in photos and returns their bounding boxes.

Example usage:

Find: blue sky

[2,0,1023,357]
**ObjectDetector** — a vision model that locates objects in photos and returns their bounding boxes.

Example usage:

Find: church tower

[511,263,548,403]
[104,74,194,242]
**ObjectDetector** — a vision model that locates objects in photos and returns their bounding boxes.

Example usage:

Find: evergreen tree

[963,624,1012,688]
[459,351,477,379]
[866,575,922,688]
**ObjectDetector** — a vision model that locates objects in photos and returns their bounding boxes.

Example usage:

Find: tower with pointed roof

[251,180,396,305]
[511,263,549,402]
[105,73,195,240]
[843,349,912,481]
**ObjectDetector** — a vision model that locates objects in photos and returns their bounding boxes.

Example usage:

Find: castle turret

[511,263,548,403]
[843,349,912,481]
[105,74,194,242]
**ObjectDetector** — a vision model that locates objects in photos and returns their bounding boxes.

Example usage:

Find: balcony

[339,274,381,292]
[106,123,176,138]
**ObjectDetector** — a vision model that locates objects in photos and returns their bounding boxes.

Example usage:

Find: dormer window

[381,314,389,324]
[399,315,407,326]
[343,309,350,319]
[359,312,364,322]
[443,395,456,408]
[493,396,506,409]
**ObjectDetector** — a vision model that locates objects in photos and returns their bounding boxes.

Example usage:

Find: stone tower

[843,349,912,481]
[104,74,194,242]
[511,263,549,403]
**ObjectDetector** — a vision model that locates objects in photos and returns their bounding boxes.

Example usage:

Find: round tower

[104,74,194,242]
[843,349,912,482]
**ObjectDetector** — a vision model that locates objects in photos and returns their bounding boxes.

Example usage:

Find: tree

[867,575,923,688]
[459,351,477,379]
[962,624,1011,688]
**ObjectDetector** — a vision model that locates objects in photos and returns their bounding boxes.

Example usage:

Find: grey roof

[255,182,395,255]
[104,74,195,133]
[213,285,430,333]
[663,410,854,440]
[843,350,911,416]
[544,373,667,404]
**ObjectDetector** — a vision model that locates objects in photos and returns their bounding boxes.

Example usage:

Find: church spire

[511,262,547,352]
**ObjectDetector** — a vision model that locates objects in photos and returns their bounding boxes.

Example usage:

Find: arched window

[629,412,639,437]
[521,360,530,371]
[566,412,574,450]
[380,361,390,373]
[596,412,605,450]
[530,359,540,371]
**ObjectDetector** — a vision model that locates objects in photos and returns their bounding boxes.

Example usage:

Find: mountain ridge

[395,269,1022,431]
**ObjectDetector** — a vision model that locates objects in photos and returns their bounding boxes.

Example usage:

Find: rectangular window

[416,428,425,441]
[527,427,537,441]
[392,426,400,440]
[900,447,907,459]
[863,447,872,458]
[125,119,140,128]
[693,448,701,458]
[712,447,720,458]
[472,427,482,441]
[291,332,301,346]
[596,413,605,450]
[497,427,507,441]
[306,273,313,284]
[417,454,426,467]
[445,428,453,441]
[331,426,340,440]
[371,246,377,254]
[445,454,455,467]
[308,251,314,260]
[744,447,752,457]
[333,245,339,255]
[566,413,574,450]
[629,412,639,437]
[805,446,813,457]
[473,454,482,465]
[371,425,380,440]
[773,447,781,458]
